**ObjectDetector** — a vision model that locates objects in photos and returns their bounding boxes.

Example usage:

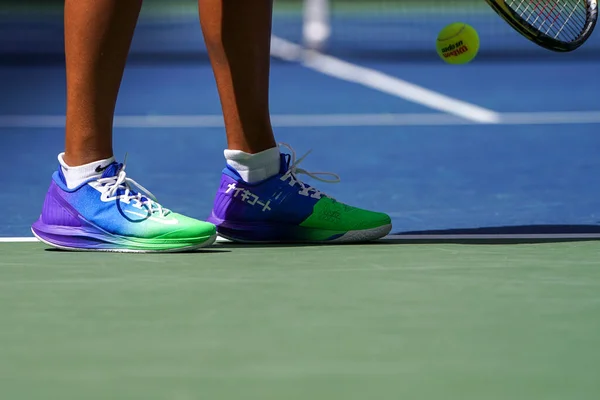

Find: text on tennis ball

[441,40,470,59]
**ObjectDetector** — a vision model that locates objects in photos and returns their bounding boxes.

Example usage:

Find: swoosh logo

[124,210,179,225]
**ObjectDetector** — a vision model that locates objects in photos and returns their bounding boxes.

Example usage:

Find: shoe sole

[327,224,393,243]
[210,216,392,244]
[31,226,217,253]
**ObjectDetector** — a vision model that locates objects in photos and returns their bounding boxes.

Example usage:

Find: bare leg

[198,0,276,154]
[63,0,141,166]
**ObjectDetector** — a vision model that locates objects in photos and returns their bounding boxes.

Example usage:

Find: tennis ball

[436,23,480,65]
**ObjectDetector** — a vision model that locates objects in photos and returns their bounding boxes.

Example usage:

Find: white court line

[2,234,600,244]
[3,111,600,129]
[500,111,600,125]
[269,36,501,124]
[0,113,467,128]
[0,237,38,243]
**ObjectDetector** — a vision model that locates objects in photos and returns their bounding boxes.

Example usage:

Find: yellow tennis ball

[436,23,480,65]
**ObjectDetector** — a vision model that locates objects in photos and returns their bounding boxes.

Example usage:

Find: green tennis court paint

[1,242,599,399]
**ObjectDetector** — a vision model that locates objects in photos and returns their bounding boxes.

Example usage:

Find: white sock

[224,147,280,183]
[58,153,116,189]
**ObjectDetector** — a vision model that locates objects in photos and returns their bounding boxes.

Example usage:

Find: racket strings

[515,0,584,38]
[506,0,588,41]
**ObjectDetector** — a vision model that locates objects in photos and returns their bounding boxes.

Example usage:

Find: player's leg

[32,0,216,252]
[199,0,276,155]
[62,0,139,166]
[200,0,392,243]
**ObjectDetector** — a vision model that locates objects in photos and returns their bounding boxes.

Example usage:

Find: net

[1,0,598,64]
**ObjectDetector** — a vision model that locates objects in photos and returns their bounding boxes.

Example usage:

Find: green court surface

[2,241,600,400]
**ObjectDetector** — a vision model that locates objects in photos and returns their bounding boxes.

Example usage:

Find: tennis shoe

[207,144,392,243]
[32,160,217,252]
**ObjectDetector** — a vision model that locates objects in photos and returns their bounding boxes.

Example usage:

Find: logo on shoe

[225,183,272,212]
[319,208,341,223]
[95,164,109,173]
[124,210,179,225]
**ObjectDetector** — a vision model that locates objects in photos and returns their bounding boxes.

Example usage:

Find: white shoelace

[278,143,340,199]
[97,162,170,217]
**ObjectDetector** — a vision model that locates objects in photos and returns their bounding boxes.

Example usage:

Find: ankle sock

[224,147,280,183]
[58,153,116,189]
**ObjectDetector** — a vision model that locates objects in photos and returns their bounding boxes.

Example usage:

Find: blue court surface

[2,4,600,239]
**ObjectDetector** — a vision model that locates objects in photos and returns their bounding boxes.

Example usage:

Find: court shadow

[383,224,600,245]
[371,238,600,245]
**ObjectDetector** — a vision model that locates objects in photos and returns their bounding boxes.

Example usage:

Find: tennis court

[2,0,600,398]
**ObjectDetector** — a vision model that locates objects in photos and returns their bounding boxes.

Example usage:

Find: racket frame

[485,0,598,52]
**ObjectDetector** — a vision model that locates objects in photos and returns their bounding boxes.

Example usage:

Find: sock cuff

[58,153,116,189]
[58,153,116,171]
[224,147,280,183]
[223,147,280,163]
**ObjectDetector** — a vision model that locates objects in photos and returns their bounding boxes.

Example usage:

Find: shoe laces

[97,158,170,217]
[279,143,340,199]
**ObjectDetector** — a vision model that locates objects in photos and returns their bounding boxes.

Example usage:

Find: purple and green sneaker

[207,144,392,243]
[32,161,217,252]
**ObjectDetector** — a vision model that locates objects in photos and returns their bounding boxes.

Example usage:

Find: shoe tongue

[100,162,141,198]
[101,162,122,178]
[280,153,291,173]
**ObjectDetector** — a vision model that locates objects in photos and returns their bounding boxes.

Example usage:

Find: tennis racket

[484,0,598,52]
